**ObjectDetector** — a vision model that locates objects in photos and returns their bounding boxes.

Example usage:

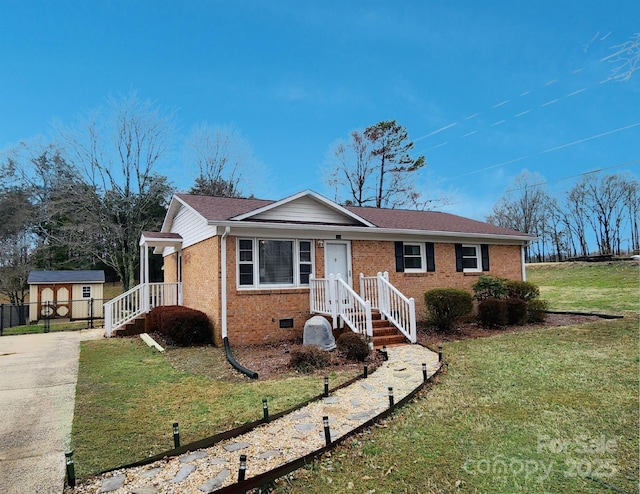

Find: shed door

[38,284,73,319]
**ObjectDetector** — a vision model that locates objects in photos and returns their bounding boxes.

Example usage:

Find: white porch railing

[309,274,373,338]
[104,282,182,337]
[360,272,417,344]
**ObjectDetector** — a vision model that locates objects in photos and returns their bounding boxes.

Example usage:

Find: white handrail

[335,275,373,338]
[376,271,417,343]
[359,273,380,310]
[310,275,373,338]
[309,276,337,328]
[104,282,181,337]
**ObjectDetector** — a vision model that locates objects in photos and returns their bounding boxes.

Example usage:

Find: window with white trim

[238,238,314,288]
[82,286,91,298]
[403,243,425,272]
[461,244,481,272]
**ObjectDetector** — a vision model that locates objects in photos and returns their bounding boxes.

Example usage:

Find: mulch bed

[158,313,604,382]
[416,312,603,349]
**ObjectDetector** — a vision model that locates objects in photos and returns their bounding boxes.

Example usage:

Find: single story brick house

[28,270,105,322]
[105,190,532,346]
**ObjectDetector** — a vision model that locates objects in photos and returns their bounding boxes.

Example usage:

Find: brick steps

[371,311,406,349]
[113,314,147,337]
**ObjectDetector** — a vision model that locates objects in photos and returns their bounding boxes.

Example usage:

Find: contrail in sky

[541,122,640,153]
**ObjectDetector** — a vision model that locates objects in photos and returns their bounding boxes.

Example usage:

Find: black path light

[381,345,388,361]
[438,345,443,362]
[173,422,180,448]
[323,376,329,397]
[262,398,269,422]
[65,451,76,488]
[388,387,394,407]
[323,416,331,446]
[363,364,368,379]
[238,454,247,481]
[422,363,427,382]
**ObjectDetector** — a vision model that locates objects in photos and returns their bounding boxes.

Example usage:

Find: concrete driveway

[0,328,102,494]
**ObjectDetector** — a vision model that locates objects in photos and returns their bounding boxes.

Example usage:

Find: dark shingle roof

[177,194,273,221]
[345,205,526,237]
[27,270,105,284]
[174,193,529,238]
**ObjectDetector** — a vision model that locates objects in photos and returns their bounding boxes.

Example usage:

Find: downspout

[521,244,527,281]
[221,227,230,340]
[220,226,259,379]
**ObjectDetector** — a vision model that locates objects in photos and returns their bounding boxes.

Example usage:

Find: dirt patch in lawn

[159,313,605,383]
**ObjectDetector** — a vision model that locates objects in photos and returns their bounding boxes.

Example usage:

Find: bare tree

[486,171,550,261]
[325,120,426,209]
[325,130,374,206]
[58,92,174,290]
[624,178,640,253]
[186,124,256,197]
[604,33,640,82]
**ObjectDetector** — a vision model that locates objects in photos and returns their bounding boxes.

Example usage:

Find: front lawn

[526,261,638,313]
[277,315,638,493]
[71,338,360,477]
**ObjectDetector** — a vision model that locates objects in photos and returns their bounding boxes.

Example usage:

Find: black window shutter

[394,241,404,272]
[426,242,435,272]
[481,244,490,271]
[455,244,463,272]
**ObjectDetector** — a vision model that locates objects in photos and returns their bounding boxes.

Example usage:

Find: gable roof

[174,194,273,222]
[346,205,526,237]
[27,270,105,284]
[167,191,529,240]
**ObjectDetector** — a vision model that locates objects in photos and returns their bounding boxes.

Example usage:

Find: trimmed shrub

[478,298,508,328]
[527,298,550,323]
[146,305,213,346]
[506,280,540,301]
[289,346,331,373]
[472,275,508,301]
[336,332,370,361]
[506,297,528,325]
[424,288,473,331]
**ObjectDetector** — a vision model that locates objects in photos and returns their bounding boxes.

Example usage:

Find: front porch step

[113,314,147,337]
[373,334,407,349]
[371,311,407,348]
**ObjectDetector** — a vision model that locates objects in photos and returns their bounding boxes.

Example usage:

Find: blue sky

[1,0,639,220]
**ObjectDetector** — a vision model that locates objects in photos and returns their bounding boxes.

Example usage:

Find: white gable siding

[251,196,357,225]
[164,204,216,254]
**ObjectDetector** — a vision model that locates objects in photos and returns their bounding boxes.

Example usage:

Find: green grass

[2,320,90,336]
[71,261,640,489]
[526,261,639,313]
[71,339,359,476]
[278,316,639,494]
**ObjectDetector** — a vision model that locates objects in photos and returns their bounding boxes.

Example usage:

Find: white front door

[324,241,352,285]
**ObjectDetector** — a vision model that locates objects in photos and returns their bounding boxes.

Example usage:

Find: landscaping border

[92,364,376,476]
[546,310,624,320]
[214,363,443,493]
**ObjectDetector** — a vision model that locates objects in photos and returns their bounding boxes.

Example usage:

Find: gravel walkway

[70,344,440,493]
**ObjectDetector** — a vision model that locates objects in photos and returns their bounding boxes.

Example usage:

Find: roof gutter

[208,220,535,244]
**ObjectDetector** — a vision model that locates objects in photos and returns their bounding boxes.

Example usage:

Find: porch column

[140,244,146,284]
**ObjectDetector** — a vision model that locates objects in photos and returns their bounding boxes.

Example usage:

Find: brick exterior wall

[167,235,523,346]
[165,237,222,345]
[351,240,523,319]
[225,236,310,345]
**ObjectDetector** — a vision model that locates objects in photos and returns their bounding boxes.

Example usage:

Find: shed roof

[27,270,106,284]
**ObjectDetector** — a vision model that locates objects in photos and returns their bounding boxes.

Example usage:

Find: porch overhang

[140,231,184,253]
